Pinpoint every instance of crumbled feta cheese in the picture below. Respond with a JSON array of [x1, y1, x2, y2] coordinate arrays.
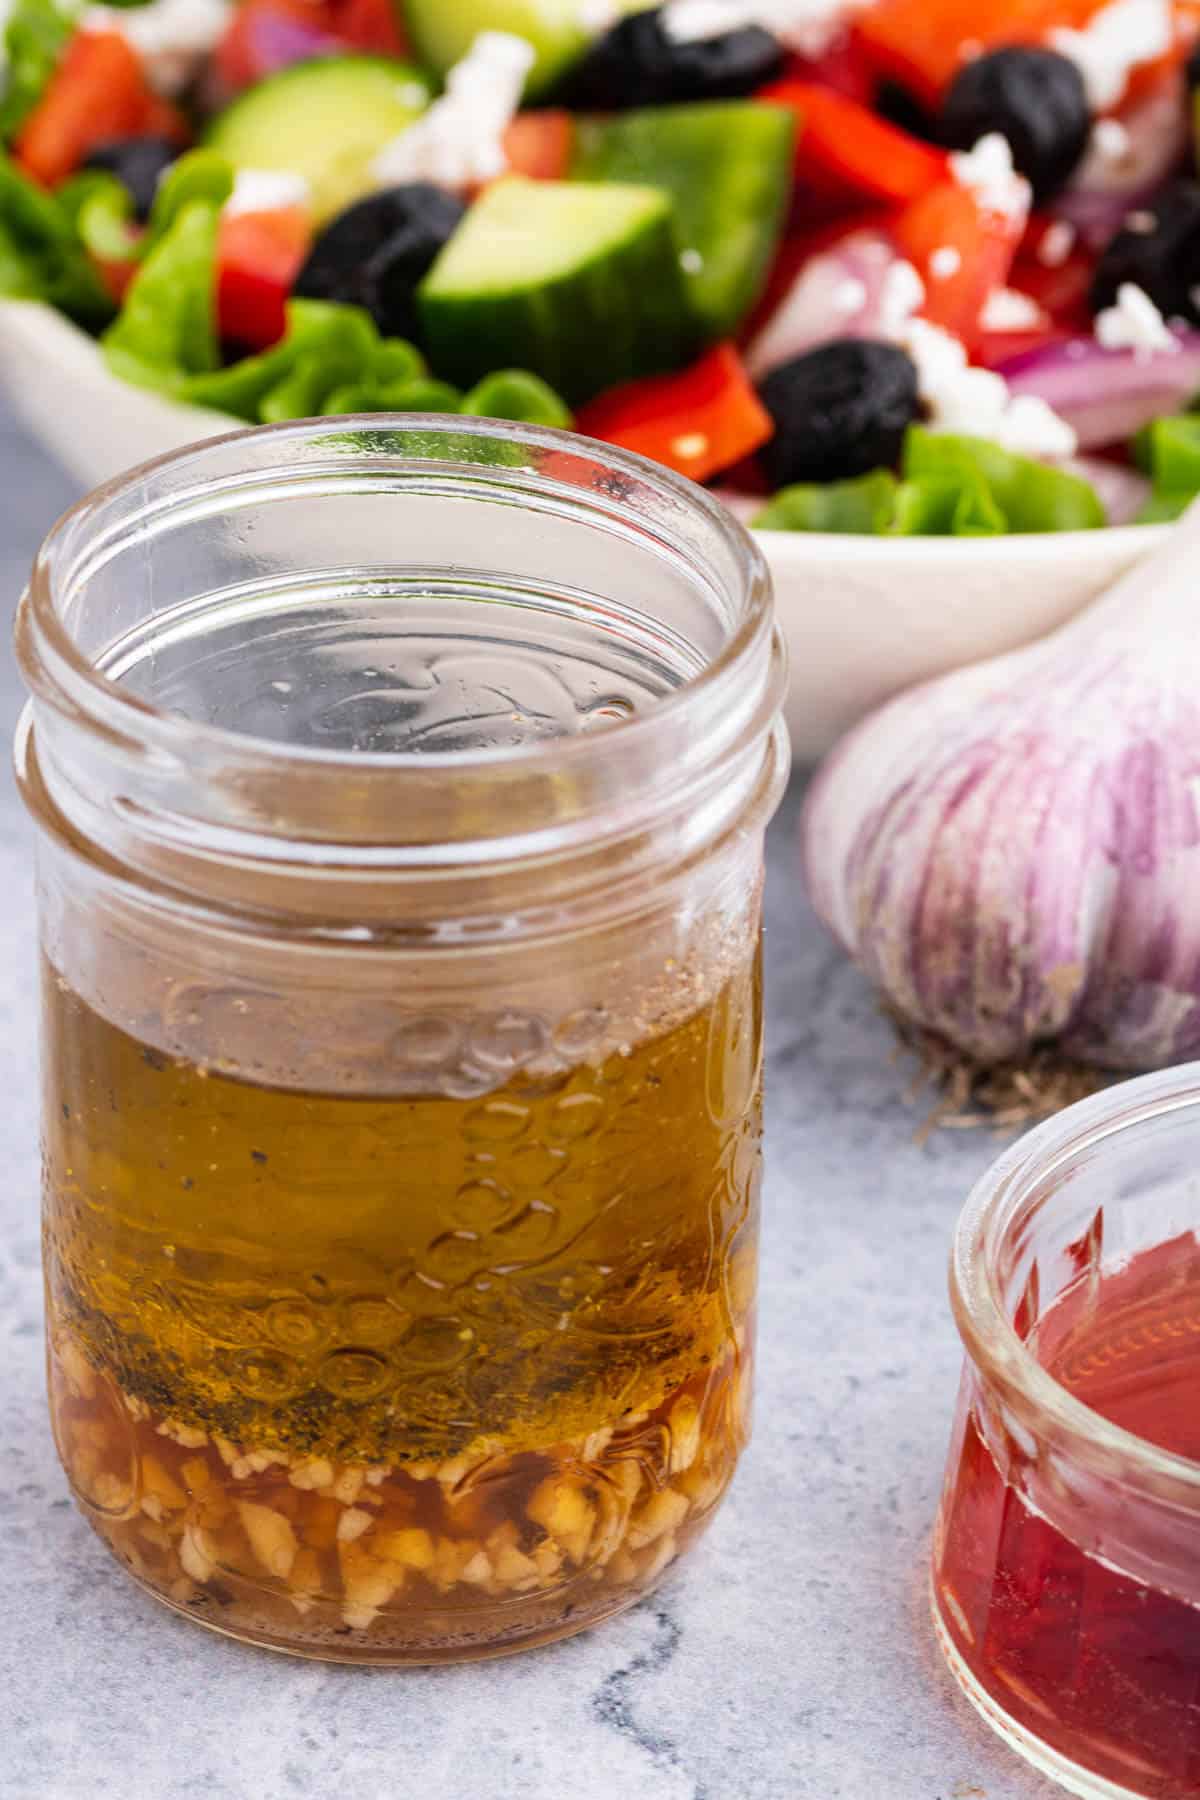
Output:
[[1090, 117, 1132, 163], [1037, 220, 1076, 267], [929, 246, 962, 280], [370, 31, 535, 191], [998, 395, 1081, 459], [1125, 208, 1158, 234], [225, 170, 312, 218], [1050, 0, 1172, 111], [948, 133, 1031, 220], [1069, 116, 1153, 195], [1094, 281, 1179, 355], [579, 0, 619, 29], [901, 317, 1077, 457], [662, 0, 744, 36], [83, 0, 231, 94], [679, 246, 705, 274], [979, 287, 1046, 333], [833, 276, 868, 311], [878, 259, 925, 336], [663, 0, 869, 59]]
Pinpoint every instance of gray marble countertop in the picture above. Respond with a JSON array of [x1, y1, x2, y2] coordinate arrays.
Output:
[[0, 407, 1058, 1800]]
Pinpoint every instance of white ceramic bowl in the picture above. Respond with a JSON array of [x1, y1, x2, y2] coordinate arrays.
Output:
[[1, 297, 1164, 759]]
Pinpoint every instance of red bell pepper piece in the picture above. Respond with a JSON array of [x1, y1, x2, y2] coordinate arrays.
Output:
[[891, 177, 1025, 352], [217, 205, 311, 349], [574, 343, 773, 484], [1010, 214, 1096, 333], [853, 0, 1111, 102], [500, 111, 573, 182], [759, 79, 947, 207], [773, 35, 877, 104], [16, 30, 188, 187]]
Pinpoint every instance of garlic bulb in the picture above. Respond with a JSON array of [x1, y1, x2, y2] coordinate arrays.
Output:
[[801, 502, 1200, 1070]]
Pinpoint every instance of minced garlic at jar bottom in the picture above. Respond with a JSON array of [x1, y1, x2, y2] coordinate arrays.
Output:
[[51, 1332, 748, 1658], [43, 954, 761, 1660]]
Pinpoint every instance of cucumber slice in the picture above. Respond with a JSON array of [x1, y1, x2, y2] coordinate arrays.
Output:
[[205, 56, 433, 224], [417, 176, 697, 404], [402, 0, 654, 99], [572, 101, 795, 339]]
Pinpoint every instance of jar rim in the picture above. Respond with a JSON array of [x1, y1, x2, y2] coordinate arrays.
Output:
[[951, 1062, 1200, 1494], [18, 412, 777, 781]]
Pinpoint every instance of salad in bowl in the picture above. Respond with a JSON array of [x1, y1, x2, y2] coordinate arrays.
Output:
[[1, 0, 1200, 540]]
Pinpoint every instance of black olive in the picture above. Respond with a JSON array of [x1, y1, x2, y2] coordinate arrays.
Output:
[[292, 184, 466, 341], [757, 340, 921, 487], [1188, 39, 1200, 88], [941, 46, 1090, 203], [875, 79, 943, 144], [81, 135, 180, 222], [552, 6, 785, 108], [1090, 181, 1200, 324]]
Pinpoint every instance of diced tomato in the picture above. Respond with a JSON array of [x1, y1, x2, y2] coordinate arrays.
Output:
[[15, 30, 188, 187], [1008, 259, 1094, 333], [217, 205, 311, 349], [93, 253, 141, 305], [759, 79, 947, 207], [975, 318, 1067, 368], [329, 0, 406, 55], [773, 36, 876, 104], [892, 177, 1024, 352], [500, 111, 573, 182], [574, 344, 773, 484], [853, 0, 1111, 102], [141, 92, 191, 141], [718, 452, 771, 496]]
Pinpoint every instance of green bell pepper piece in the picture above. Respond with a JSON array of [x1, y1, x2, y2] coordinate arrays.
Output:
[[903, 428, 1105, 532]]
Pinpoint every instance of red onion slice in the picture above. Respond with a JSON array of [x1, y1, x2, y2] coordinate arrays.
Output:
[[1053, 78, 1189, 248], [998, 332, 1200, 449], [246, 11, 340, 76], [745, 230, 897, 378]]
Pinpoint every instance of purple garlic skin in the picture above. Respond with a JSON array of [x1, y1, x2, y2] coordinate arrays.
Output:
[[801, 523, 1200, 1071]]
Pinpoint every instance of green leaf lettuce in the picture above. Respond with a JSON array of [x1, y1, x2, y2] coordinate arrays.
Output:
[[0, 149, 112, 321], [754, 429, 1105, 537]]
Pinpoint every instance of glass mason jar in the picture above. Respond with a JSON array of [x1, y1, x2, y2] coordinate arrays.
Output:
[[932, 1068, 1200, 1799], [15, 416, 788, 1664]]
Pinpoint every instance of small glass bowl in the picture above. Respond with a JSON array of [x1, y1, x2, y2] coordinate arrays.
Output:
[[932, 1066, 1200, 1800]]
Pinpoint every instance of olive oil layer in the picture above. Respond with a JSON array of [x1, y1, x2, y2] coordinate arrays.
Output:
[[44, 956, 761, 1470]]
